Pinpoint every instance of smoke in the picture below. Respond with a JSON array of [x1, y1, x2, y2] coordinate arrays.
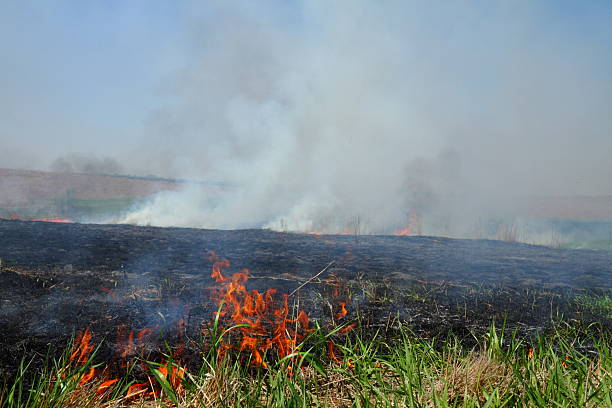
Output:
[[121, 1, 612, 232], [50, 153, 124, 175], [124, 1, 445, 230], [2, 1, 611, 233]]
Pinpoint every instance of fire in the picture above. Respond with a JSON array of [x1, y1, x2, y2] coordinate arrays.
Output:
[[70, 328, 94, 364], [327, 340, 340, 363], [336, 302, 348, 320], [207, 251, 354, 368], [305, 224, 354, 236], [68, 250, 355, 401], [80, 367, 96, 385], [68, 328, 100, 387], [209, 251, 230, 282], [4, 214, 73, 223], [68, 324, 186, 400], [97, 379, 118, 395], [157, 363, 185, 393], [394, 210, 420, 236], [126, 383, 148, 399], [561, 353, 570, 368], [207, 251, 310, 366], [32, 217, 73, 223], [339, 226, 353, 235]]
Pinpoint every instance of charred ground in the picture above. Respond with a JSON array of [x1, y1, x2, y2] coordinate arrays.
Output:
[[0, 219, 610, 377]]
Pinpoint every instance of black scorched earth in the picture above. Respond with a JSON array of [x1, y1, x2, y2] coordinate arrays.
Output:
[[0, 219, 610, 376]]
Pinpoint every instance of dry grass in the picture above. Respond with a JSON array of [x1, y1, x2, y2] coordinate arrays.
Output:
[[437, 353, 513, 404]]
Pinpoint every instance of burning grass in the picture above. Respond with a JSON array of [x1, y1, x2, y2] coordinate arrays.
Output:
[[2, 252, 611, 407], [1, 322, 610, 407]]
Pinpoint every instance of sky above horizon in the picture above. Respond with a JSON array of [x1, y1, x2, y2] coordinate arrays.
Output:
[[1, 1, 612, 200]]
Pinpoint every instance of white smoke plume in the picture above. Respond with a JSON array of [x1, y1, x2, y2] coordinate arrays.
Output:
[[49, 1, 610, 233], [123, 1, 449, 231]]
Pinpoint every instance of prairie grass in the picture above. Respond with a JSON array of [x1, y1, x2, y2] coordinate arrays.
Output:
[[1, 321, 610, 408]]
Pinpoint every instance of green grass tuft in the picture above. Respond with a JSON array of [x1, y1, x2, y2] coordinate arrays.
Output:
[[2, 321, 610, 407]]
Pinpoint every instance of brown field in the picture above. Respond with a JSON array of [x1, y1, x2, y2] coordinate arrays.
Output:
[[0, 168, 181, 206]]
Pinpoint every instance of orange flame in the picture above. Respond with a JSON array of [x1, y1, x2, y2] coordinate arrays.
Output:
[[208, 251, 230, 282], [97, 379, 119, 395], [71, 251, 355, 401], [394, 211, 419, 236], [562, 353, 569, 368], [336, 302, 348, 320], [79, 367, 96, 385], [156, 362, 186, 394], [125, 383, 148, 399], [340, 322, 357, 334], [70, 328, 94, 364], [327, 341, 341, 364], [32, 217, 72, 223], [116, 325, 135, 359], [207, 254, 354, 368], [70, 323, 186, 400]]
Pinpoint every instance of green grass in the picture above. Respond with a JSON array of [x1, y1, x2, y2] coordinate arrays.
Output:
[[0, 197, 144, 221], [2, 321, 610, 408], [572, 294, 612, 320]]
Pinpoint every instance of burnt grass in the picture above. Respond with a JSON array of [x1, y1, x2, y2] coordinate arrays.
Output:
[[0, 219, 610, 378]]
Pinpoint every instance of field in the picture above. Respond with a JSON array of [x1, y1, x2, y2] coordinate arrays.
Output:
[[0, 169, 189, 221], [0, 219, 610, 406]]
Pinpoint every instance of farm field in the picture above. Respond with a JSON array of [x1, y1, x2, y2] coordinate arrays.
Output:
[[0, 169, 210, 221]]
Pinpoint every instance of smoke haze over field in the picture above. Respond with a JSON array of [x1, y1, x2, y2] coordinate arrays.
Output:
[[2, 1, 612, 232]]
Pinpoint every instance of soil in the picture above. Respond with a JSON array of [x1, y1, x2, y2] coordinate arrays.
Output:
[[0, 219, 610, 377]]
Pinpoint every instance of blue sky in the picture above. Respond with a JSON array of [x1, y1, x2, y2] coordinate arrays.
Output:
[[1, 1, 185, 158]]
